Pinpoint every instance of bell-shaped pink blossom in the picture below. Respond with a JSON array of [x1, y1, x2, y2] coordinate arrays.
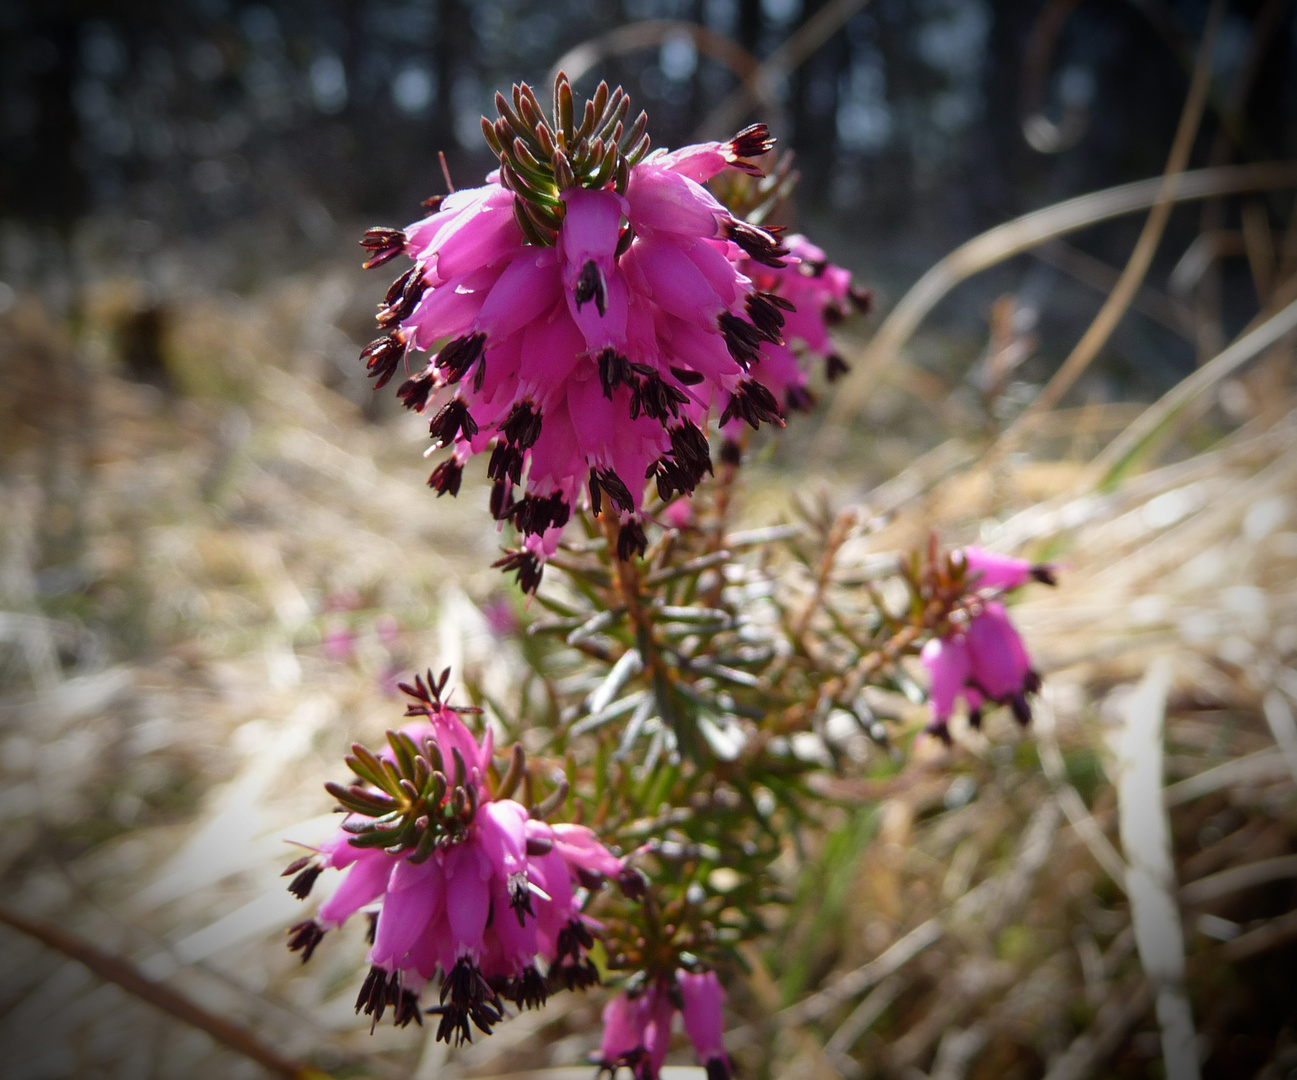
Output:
[[965, 602, 1040, 725], [958, 547, 1056, 591], [599, 990, 655, 1076], [598, 981, 676, 1080], [921, 602, 1041, 740], [679, 970, 730, 1079]]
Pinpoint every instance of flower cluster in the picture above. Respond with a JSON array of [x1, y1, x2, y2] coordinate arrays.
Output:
[[283, 669, 629, 1044], [920, 547, 1055, 742], [599, 969, 729, 1080], [726, 233, 869, 441], [359, 74, 801, 591]]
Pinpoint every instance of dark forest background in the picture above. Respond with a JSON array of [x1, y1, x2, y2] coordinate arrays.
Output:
[[2, 0, 1296, 398]]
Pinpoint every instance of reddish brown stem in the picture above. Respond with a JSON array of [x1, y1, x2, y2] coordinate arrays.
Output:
[[0, 905, 328, 1080]]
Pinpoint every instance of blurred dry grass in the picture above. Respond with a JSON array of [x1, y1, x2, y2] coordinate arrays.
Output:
[[0, 213, 1294, 1080]]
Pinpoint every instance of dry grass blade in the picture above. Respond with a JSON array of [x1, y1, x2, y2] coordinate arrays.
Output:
[[1036, 693, 1129, 889], [1263, 689, 1297, 784], [1082, 296, 1297, 489], [1113, 658, 1198, 1080], [818, 161, 1297, 448], [776, 918, 944, 1029]]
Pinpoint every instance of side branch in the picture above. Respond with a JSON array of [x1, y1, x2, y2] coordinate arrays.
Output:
[[0, 905, 328, 1080]]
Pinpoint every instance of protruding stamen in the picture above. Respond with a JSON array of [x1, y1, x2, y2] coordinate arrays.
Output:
[[429, 398, 479, 446], [507, 492, 570, 535], [719, 380, 784, 430], [717, 312, 765, 367], [427, 459, 464, 497], [508, 871, 535, 925], [487, 441, 524, 485], [628, 368, 689, 423], [397, 369, 436, 411], [617, 520, 648, 561], [489, 479, 514, 520], [360, 227, 407, 270], [574, 259, 608, 316], [595, 468, 635, 513], [745, 292, 788, 344], [727, 122, 776, 162], [436, 333, 487, 385], [360, 333, 407, 389], [724, 220, 789, 268], [597, 348, 632, 398], [492, 548, 544, 594], [286, 864, 323, 900], [502, 401, 543, 449], [378, 266, 428, 326], [506, 965, 549, 1010], [825, 353, 850, 382], [287, 919, 326, 962]]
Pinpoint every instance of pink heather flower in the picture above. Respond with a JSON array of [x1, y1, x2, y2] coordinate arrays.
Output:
[[285, 676, 623, 1043], [598, 969, 730, 1080], [726, 234, 866, 440], [599, 988, 655, 1078], [599, 979, 675, 1080], [679, 970, 731, 1080], [359, 78, 793, 591], [921, 602, 1041, 742], [966, 602, 1041, 724], [957, 547, 1056, 591]]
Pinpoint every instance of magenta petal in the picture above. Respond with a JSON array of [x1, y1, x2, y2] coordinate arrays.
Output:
[[474, 249, 563, 341], [643, 982, 677, 1077], [600, 991, 649, 1064], [317, 848, 393, 928], [650, 142, 731, 183], [959, 547, 1034, 592], [370, 856, 444, 967], [625, 165, 726, 237], [628, 234, 724, 326], [427, 707, 489, 782], [559, 187, 625, 266], [966, 602, 1033, 700], [524, 844, 576, 953], [550, 823, 624, 879], [679, 970, 727, 1069], [443, 843, 491, 958], [475, 799, 529, 878], [921, 635, 973, 722]]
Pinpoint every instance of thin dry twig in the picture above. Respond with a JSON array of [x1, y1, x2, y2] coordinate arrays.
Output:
[[0, 905, 327, 1080]]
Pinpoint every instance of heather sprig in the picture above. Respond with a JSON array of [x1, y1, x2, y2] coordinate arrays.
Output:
[[309, 70, 1056, 1080]]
